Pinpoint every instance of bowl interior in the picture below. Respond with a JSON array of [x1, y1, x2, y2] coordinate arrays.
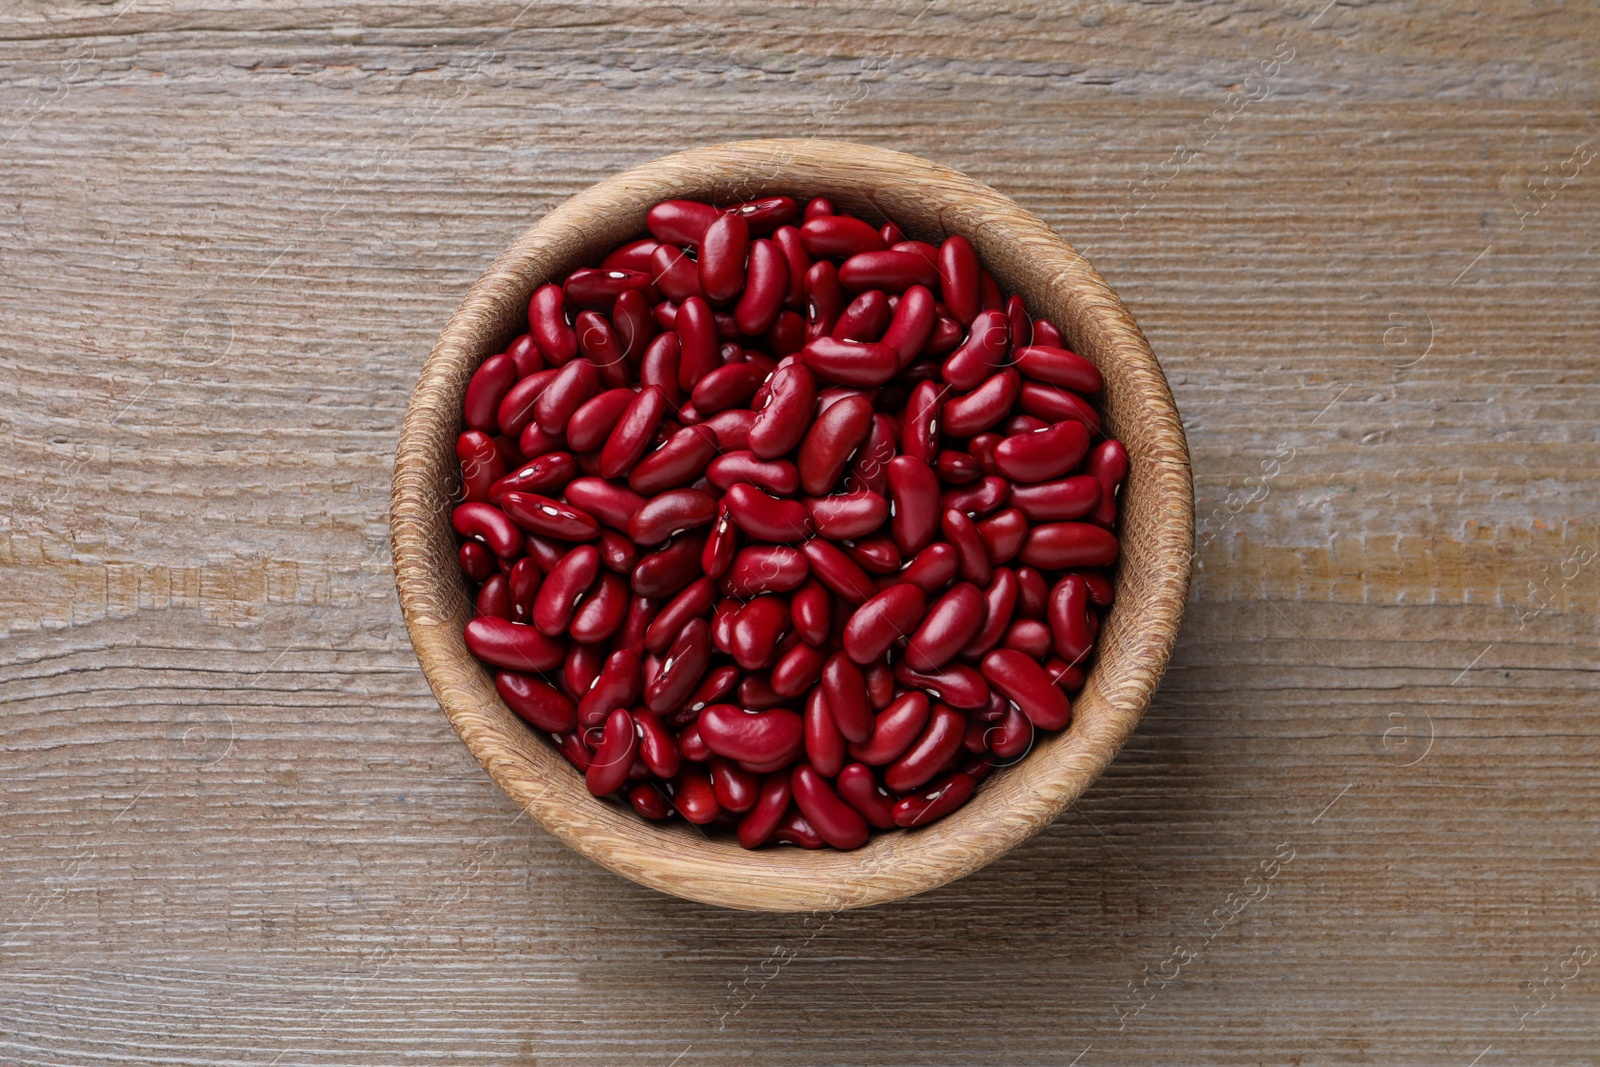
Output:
[[391, 139, 1192, 912]]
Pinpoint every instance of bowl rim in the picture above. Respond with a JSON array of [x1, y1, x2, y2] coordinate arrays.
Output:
[[391, 138, 1192, 912]]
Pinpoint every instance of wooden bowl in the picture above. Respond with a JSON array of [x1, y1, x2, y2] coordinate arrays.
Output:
[[391, 140, 1192, 912]]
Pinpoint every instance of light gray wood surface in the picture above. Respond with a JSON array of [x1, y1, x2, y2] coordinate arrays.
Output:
[[2, 2, 1597, 1063]]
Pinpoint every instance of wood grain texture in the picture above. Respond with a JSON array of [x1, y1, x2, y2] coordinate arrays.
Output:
[[2, 0, 1598, 1062]]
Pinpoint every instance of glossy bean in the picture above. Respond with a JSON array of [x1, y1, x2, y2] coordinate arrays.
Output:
[[464, 617, 565, 672], [942, 475, 1011, 518], [886, 704, 966, 792], [897, 542, 959, 593], [961, 567, 1018, 658], [628, 488, 717, 546], [1009, 475, 1101, 522], [628, 424, 718, 494], [803, 260, 845, 340], [673, 664, 739, 727], [881, 284, 936, 366], [1013, 344, 1103, 394], [941, 309, 1009, 391], [729, 595, 789, 671], [977, 507, 1029, 564], [981, 648, 1072, 730], [585, 707, 639, 796], [573, 311, 628, 388], [994, 420, 1091, 483], [844, 535, 902, 575], [505, 558, 541, 624], [690, 362, 765, 415], [842, 583, 926, 665], [645, 617, 711, 714], [616, 291, 660, 365], [801, 337, 900, 387], [1047, 574, 1097, 665], [495, 368, 559, 438], [707, 450, 800, 496], [475, 574, 512, 619], [891, 772, 976, 827], [674, 296, 720, 388], [820, 653, 874, 743], [729, 237, 786, 334], [1002, 618, 1054, 659], [737, 773, 793, 848], [848, 413, 899, 496], [900, 379, 945, 463], [709, 756, 760, 814], [564, 267, 655, 312], [630, 532, 707, 598], [772, 640, 827, 698], [942, 369, 1020, 437], [502, 491, 600, 541], [699, 704, 804, 766], [577, 648, 643, 727], [848, 691, 930, 765], [886, 455, 941, 556], [629, 783, 672, 820], [835, 763, 898, 829], [838, 250, 940, 292], [562, 477, 646, 534], [723, 545, 809, 597], [644, 577, 715, 654], [799, 215, 886, 258], [458, 541, 498, 583], [563, 641, 606, 701], [804, 490, 889, 540], [529, 283, 578, 365], [801, 540, 875, 605], [700, 502, 737, 581], [1018, 381, 1102, 433], [531, 358, 598, 436], [770, 224, 810, 309], [1086, 438, 1128, 527], [789, 580, 832, 646], [639, 332, 681, 406], [926, 315, 963, 357], [773, 809, 826, 848], [698, 212, 750, 304], [452, 502, 523, 558], [726, 482, 811, 541], [937, 235, 981, 325], [790, 764, 868, 849], [647, 199, 720, 246], [595, 385, 667, 479], [671, 766, 721, 824], [602, 238, 661, 272], [489, 452, 577, 506], [650, 243, 703, 303], [802, 688, 846, 777], [747, 362, 816, 458], [937, 508, 987, 585], [1019, 522, 1120, 569], [893, 660, 990, 710], [464, 354, 518, 434], [798, 393, 874, 495], [738, 673, 785, 710], [935, 449, 981, 485], [905, 581, 986, 672], [831, 289, 892, 342]]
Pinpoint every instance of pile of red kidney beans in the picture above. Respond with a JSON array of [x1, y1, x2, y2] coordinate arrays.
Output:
[[452, 194, 1126, 851]]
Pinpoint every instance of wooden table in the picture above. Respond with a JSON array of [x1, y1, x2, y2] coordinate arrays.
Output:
[[4, 2, 1596, 1063]]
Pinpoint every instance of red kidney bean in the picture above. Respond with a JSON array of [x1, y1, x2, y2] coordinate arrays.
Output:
[[644, 576, 714, 654], [892, 771, 975, 827], [966, 432, 1001, 477], [585, 707, 638, 796], [522, 533, 568, 573], [529, 283, 578, 366], [848, 413, 899, 496], [709, 756, 760, 814], [885, 703, 965, 792], [992, 420, 1090, 485], [773, 809, 825, 848], [860, 661, 892, 710], [748, 362, 816, 458], [533, 544, 600, 635], [690, 363, 764, 415], [603, 238, 661, 272], [465, 354, 518, 434], [489, 452, 577, 506], [1002, 618, 1053, 659], [978, 269, 1002, 311], [941, 309, 1009, 392], [831, 289, 891, 342], [802, 688, 846, 777], [987, 702, 1034, 760], [940, 508, 992, 585], [804, 490, 888, 540], [568, 571, 627, 644], [766, 309, 805, 356], [834, 763, 897, 829], [552, 729, 592, 771], [706, 450, 800, 497], [738, 673, 784, 710], [981, 649, 1071, 730], [699, 704, 804, 766], [1009, 475, 1101, 522], [905, 581, 986, 671], [675, 296, 720, 390], [1014, 344, 1103, 394], [575, 311, 628, 388], [729, 595, 788, 670], [1046, 657, 1087, 693], [630, 782, 672, 820], [591, 386, 663, 478], [503, 492, 601, 541], [561, 388, 630, 456], [893, 239, 939, 261], [801, 336, 900, 387], [772, 640, 826, 697], [817, 653, 872, 744], [800, 215, 886, 258], [673, 663, 739, 727], [564, 641, 606, 701], [787, 764, 866, 849], [803, 260, 844, 340], [628, 424, 718, 495], [838, 250, 940, 293], [736, 773, 793, 847], [1075, 568, 1115, 607], [699, 212, 750, 304], [558, 481, 641, 537], [943, 369, 1020, 437], [1018, 381, 1101, 433], [771, 225, 810, 309], [893, 660, 989, 710], [616, 592, 657, 653], [650, 243, 703, 303], [790, 580, 832, 646], [926, 316, 963, 358], [647, 199, 720, 246], [848, 691, 930, 765], [506, 333, 542, 377], [942, 475, 1011, 518], [1086, 438, 1128, 527], [843, 583, 925, 665], [730, 195, 796, 233], [452, 502, 524, 558], [845, 535, 902, 575], [639, 332, 681, 406], [1018, 521, 1120, 569], [900, 379, 945, 463], [577, 648, 643, 727], [628, 488, 717, 546], [723, 544, 809, 597], [459, 541, 497, 583], [880, 221, 905, 245], [725, 483, 811, 541], [895, 542, 958, 594], [887, 456, 941, 556], [506, 557, 541, 623], [1047, 574, 1096, 664], [671, 766, 721, 824], [734, 238, 788, 335], [937, 235, 980, 325], [530, 358, 596, 437], [962, 567, 1018, 658], [935, 449, 981, 485], [1001, 294, 1029, 348], [495, 368, 558, 438], [700, 502, 737, 581], [476, 574, 512, 619], [645, 617, 710, 713], [632, 532, 706, 598], [798, 393, 874, 495], [881, 284, 936, 366], [977, 507, 1029, 564], [464, 617, 565, 672]]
